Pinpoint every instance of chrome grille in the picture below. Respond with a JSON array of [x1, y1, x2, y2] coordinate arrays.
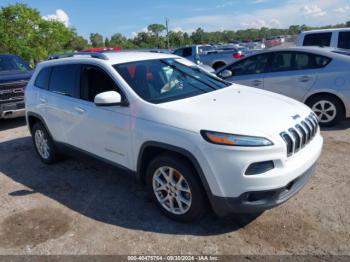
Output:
[[0, 80, 27, 102], [280, 114, 319, 157]]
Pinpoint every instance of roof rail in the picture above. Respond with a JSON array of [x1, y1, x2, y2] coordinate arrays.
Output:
[[47, 52, 109, 60]]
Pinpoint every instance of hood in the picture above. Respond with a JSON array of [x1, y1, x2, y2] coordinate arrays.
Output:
[[0, 70, 33, 84], [143, 84, 312, 138]]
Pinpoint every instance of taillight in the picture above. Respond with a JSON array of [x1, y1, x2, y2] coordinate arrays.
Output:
[[233, 52, 244, 59]]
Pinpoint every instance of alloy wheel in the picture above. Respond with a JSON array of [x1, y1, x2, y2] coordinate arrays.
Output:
[[312, 100, 337, 124], [34, 129, 50, 159], [152, 166, 192, 215]]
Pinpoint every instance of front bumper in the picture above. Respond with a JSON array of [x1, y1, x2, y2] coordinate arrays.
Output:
[[211, 163, 316, 216], [0, 101, 25, 119]]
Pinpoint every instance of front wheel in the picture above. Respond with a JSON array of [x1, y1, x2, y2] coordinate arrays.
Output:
[[146, 154, 207, 222], [307, 95, 344, 127]]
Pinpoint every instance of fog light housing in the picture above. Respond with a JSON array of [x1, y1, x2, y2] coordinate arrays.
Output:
[[245, 161, 275, 175]]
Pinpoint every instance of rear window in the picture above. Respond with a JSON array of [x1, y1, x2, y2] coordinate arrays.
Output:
[[34, 67, 52, 90], [303, 32, 332, 47], [338, 31, 350, 49], [49, 65, 80, 97]]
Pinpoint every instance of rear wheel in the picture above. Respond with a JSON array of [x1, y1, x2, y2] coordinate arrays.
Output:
[[307, 95, 344, 127], [32, 122, 59, 164], [146, 154, 207, 222]]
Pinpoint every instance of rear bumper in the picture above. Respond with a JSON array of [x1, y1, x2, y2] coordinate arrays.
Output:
[[0, 101, 25, 119], [210, 163, 316, 216]]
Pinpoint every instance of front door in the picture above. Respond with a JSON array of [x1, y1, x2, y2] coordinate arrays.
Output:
[[74, 64, 132, 168], [221, 53, 270, 88]]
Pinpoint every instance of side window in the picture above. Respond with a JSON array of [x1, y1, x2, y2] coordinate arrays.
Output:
[[303, 32, 332, 47], [226, 54, 269, 76], [294, 52, 331, 70], [270, 52, 293, 72], [80, 65, 118, 102], [294, 53, 312, 70], [313, 54, 331, 68], [34, 67, 52, 90], [338, 31, 350, 49], [173, 48, 184, 57], [49, 64, 80, 97], [182, 47, 192, 57]]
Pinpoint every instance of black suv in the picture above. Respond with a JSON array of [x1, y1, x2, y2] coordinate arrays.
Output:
[[0, 54, 32, 119]]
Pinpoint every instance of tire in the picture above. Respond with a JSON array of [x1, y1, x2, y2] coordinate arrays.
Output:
[[306, 95, 344, 127], [32, 122, 59, 164], [146, 154, 207, 222]]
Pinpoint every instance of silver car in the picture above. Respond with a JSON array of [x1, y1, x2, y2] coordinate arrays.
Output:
[[217, 47, 350, 126]]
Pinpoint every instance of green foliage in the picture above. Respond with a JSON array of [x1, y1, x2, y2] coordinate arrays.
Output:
[[147, 23, 166, 37], [89, 33, 104, 47], [0, 3, 80, 62]]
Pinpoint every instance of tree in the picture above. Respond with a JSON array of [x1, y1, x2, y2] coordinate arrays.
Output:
[[147, 23, 166, 38], [104, 37, 110, 47], [0, 3, 76, 62], [191, 28, 205, 44], [68, 35, 88, 51], [110, 33, 127, 47], [89, 33, 104, 47], [147, 23, 166, 48]]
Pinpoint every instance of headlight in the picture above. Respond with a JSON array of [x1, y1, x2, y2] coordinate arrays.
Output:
[[201, 130, 273, 146]]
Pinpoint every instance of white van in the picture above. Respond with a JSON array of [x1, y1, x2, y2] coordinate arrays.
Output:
[[296, 28, 350, 49]]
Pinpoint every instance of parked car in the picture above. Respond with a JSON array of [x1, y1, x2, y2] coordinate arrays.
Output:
[[173, 45, 243, 70], [0, 54, 32, 119], [26, 51, 322, 221], [216, 46, 350, 126], [296, 28, 350, 50]]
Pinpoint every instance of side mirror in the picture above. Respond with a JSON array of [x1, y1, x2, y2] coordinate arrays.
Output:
[[94, 91, 122, 106], [219, 69, 232, 79]]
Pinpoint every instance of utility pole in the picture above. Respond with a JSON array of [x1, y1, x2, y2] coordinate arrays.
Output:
[[166, 17, 170, 49]]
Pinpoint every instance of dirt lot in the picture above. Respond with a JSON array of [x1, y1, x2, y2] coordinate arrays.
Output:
[[0, 117, 349, 255]]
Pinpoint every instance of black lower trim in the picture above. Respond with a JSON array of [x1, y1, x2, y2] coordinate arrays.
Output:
[[55, 142, 136, 176], [210, 164, 317, 216]]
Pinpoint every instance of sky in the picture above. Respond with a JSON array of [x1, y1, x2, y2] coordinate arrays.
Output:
[[1, 0, 350, 38]]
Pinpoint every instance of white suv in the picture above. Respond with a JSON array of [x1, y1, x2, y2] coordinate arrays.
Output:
[[25, 51, 323, 221]]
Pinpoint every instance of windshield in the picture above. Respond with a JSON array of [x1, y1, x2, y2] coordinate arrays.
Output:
[[0, 55, 31, 73], [113, 58, 230, 103]]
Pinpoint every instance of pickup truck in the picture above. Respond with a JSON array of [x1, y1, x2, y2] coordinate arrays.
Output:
[[0, 54, 32, 119], [173, 45, 243, 70]]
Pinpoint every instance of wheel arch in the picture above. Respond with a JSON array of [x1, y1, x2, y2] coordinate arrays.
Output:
[[137, 141, 212, 194], [304, 91, 346, 117], [211, 61, 226, 70], [27, 112, 53, 137]]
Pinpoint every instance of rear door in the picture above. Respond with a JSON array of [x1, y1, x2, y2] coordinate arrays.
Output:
[[40, 64, 81, 146], [220, 53, 270, 88], [262, 51, 319, 101]]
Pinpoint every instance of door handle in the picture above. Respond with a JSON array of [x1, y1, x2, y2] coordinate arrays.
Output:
[[251, 80, 262, 86], [298, 76, 312, 82], [74, 107, 86, 114], [39, 98, 47, 103]]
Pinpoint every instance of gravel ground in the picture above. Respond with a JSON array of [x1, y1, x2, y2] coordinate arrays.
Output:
[[0, 117, 349, 255]]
